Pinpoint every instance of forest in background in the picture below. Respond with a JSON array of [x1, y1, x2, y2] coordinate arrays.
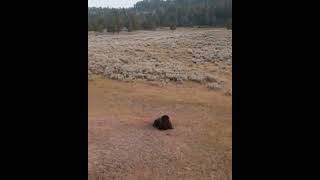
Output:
[[88, 0, 232, 32]]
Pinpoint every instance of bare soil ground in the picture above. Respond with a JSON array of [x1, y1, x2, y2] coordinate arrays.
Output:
[[88, 28, 232, 180]]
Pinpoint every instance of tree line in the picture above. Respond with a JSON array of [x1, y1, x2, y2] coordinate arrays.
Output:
[[88, 0, 232, 33]]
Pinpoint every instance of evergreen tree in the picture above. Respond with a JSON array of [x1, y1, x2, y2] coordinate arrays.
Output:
[[88, 0, 232, 33]]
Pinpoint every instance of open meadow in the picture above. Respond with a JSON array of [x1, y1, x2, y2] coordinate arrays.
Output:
[[89, 28, 232, 180]]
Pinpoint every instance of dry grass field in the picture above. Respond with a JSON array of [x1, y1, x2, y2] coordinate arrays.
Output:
[[88, 28, 232, 180]]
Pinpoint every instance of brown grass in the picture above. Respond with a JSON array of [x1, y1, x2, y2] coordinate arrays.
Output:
[[88, 76, 231, 180]]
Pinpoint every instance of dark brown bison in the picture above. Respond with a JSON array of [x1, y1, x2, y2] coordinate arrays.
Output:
[[153, 115, 173, 130]]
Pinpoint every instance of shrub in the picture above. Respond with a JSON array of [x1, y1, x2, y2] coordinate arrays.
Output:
[[226, 19, 232, 30], [170, 24, 176, 31]]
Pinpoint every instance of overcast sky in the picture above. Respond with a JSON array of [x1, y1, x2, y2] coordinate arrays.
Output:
[[88, 0, 141, 8]]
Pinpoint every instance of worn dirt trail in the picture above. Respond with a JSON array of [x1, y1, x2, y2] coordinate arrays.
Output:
[[89, 76, 231, 180]]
